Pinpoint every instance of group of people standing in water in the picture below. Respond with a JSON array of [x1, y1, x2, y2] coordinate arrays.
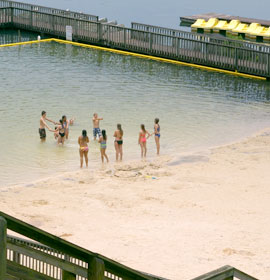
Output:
[[39, 111, 160, 168]]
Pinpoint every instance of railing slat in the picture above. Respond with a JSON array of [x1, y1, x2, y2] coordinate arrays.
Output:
[[7, 240, 88, 278], [7, 260, 56, 280]]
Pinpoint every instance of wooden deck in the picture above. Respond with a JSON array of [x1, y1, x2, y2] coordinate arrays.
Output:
[[180, 13, 270, 27]]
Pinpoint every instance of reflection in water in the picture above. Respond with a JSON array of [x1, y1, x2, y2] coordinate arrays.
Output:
[[0, 29, 48, 45], [0, 33, 270, 186]]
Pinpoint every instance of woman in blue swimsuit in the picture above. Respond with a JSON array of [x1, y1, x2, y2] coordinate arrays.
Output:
[[99, 130, 109, 163], [153, 118, 160, 155]]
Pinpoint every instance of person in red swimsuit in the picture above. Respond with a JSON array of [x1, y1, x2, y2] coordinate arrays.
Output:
[[138, 124, 151, 158]]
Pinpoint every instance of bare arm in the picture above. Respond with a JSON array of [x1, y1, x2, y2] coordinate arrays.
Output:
[[98, 117, 103, 120], [138, 132, 141, 144], [78, 137, 81, 145], [45, 117, 56, 124], [146, 130, 151, 139]]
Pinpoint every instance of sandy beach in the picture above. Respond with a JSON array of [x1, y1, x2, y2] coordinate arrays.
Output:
[[1, 129, 270, 279]]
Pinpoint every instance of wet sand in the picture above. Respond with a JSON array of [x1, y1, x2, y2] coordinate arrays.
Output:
[[1, 129, 270, 279]]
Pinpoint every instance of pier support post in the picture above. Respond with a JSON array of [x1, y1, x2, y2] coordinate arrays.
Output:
[[149, 32, 153, 52], [88, 257, 105, 280], [235, 47, 238, 71], [0, 217, 7, 280], [98, 23, 103, 42]]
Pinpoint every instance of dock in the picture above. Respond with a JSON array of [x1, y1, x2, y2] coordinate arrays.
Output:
[[1, 1, 270, 80], [180, 13, 270, 27]]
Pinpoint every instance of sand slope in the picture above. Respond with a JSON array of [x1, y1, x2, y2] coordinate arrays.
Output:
[[1, 130, 270, 279]]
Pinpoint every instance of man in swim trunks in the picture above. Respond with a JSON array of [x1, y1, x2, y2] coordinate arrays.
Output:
[[92, 113, 103, 140], [39, 111, 56, 140]]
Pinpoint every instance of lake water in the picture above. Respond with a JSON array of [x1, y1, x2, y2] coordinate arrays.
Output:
[[0, 31, 270, 186]]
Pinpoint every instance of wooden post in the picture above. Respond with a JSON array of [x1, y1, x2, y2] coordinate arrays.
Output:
[[0, 217, 7, 280], [18, 29, 21, 42], [88, 257, 105, 280], [62, 254, 76, 280], [149, 32, 153, 52], [235, 47, 238, 71], [98, 22, 103, 42]]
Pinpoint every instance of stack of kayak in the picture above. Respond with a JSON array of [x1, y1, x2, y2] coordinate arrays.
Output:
[[191, 18, 270, 42]]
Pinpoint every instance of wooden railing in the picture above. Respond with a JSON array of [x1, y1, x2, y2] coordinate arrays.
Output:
[[0, 0, 98, 22], [0, 212, 167, 280], [1, 1, 270, 78], [0, 212, 259, 280]]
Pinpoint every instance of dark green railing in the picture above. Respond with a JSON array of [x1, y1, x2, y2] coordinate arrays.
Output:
[[0, 212, 259, 280], [0, 212, 166, 280]]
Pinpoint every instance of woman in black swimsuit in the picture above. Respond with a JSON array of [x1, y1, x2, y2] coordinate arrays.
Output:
[[113, 124, 123, 161], [57, 119, 66, 145]]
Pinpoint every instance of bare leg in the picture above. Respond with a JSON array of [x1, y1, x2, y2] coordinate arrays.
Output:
[[104, 149, 109, 163], [79, 150, 83, 168], [84, 151, 88, 167], [155, 136, 160, 155], [65, 130, 69, 140], [100, 149, 104, 163], [140, 142, 143, 158], [119, 144, 123, 161], [114, 142, 119, 161], [144, 142, 147, 157]]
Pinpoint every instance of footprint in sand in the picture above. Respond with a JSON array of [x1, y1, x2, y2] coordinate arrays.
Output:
[[223, 248, 255, 257]]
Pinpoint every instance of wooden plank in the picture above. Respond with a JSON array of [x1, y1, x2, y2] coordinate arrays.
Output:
[[7, 240, 88, 278], [0, 216, 7, 280], [7, 260, 56, 280], [234, 268, 259, 280]]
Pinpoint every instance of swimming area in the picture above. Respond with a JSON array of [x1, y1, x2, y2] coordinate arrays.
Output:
[[0, 32, 270, 186]]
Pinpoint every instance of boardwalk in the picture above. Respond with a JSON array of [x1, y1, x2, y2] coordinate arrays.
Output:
[[1, 1, 270, 79]]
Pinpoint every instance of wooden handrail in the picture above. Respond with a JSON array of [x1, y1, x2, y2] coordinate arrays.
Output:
[[0, 211, 162, 280]]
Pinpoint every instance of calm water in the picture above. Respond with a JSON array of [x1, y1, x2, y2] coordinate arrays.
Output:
[[18, 0, 270, 29], [0, 34, 270, 186]]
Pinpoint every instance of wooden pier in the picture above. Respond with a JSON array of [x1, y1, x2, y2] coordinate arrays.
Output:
[[1, 1, 270, 79], [180, 13, 270, 27]]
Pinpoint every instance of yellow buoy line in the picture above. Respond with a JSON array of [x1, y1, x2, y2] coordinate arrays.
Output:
[[0, 38, 266, 81]]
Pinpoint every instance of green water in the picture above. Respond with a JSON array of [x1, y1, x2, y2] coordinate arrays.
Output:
[[0, 35, 270, 186]]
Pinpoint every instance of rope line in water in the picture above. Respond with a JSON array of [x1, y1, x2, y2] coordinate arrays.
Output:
[[0, 38, 266, 81]]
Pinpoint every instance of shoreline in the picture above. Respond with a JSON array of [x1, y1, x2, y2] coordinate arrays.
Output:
[[2, 125, 270, 190], [1, 126, 270, 279]]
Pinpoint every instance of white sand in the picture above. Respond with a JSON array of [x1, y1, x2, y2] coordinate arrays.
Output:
[[1, 129, 270, 279]]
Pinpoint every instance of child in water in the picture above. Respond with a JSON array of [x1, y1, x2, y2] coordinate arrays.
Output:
[[99, 130, 109, 163]]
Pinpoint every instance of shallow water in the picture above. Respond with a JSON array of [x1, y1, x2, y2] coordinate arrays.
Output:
[[0, 35, 270, 186]]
